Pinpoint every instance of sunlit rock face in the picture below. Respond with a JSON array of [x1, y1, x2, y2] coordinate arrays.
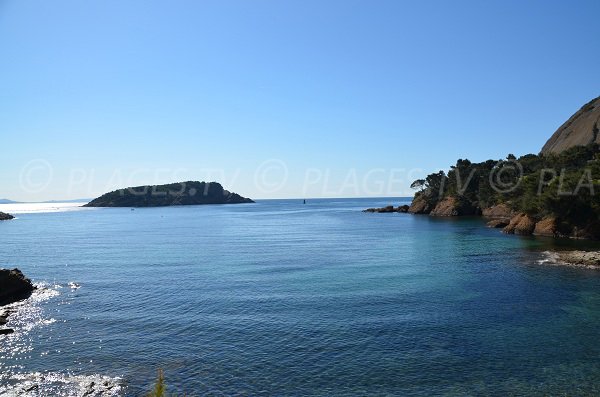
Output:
[[541, 96, 600, 154]]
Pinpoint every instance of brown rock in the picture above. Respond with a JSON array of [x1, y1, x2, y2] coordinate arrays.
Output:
[[429, 196, 478, 217], [556, 251, 600, 268], [487, 219, 510, 228], [503, 213, 537, 235], [408, 194, 433, 214], [482, 203, 514, 219], [533, 217, 558, 237], [541, 96, 600, 154]]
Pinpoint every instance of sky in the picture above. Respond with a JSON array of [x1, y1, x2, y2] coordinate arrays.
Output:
[[1, 0, 599, 201]]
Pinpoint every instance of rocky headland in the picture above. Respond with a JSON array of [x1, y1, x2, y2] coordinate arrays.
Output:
[[0, 268, 36, 335], [84, 181, 254, 207], [0, 211, 14, 220], [396, 96, 600, 240]]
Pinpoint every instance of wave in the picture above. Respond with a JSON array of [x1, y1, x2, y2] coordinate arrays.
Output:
[[536, 251, 562, 266], [0, 283, 123, 396]]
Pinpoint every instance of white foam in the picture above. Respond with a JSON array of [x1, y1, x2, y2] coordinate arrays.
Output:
[[536, 250, 561, 265], [0, 372, 122, 396], [0, 283, 122, 396]]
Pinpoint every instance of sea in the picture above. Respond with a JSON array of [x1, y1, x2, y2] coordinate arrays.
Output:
[[2, 198, 600, 396]]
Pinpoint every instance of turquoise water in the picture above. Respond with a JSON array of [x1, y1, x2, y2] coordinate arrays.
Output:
[[2, 198, 600, 395]]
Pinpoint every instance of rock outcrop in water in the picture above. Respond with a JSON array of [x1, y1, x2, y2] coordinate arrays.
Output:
[[0, 211, 14, 221], [0, 268, 35, 335], [84, 181, 254, 207], [541, 96, 600, 154], [0, 268, 35, 306], [364, 205, 409, 213]]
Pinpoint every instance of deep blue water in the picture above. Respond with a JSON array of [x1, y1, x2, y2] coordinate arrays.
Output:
[[2, 198, 600, 396]]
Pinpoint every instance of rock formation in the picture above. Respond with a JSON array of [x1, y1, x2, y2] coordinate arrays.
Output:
[[408, 194, 433, 214], [84, 181, 254, 207], [533, 217, 558, 237], [482, 204, 513, 219], [429, 196, 479, 217], [0, 212, 14, 221], [0, 268, 35, 305], [364, 205, 409, 213], [541, 96, 600, 154], [503, 213, 537, 235]]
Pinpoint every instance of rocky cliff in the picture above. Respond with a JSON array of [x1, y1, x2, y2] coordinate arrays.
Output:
[[401, 96, 600, 239], [84, 181, 254, 207], [541, 96, 600, 154]]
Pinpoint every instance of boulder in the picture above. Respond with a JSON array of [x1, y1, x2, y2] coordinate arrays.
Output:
[[482, 203, 514, 219], [0, 328, 14, 335], [0, 269, 35, 305], [429, 196, 478, 217], [0, 212, 14, 221], [397, 205, 410, 213], [408, 194, 433, 214], [487, 219, 510, 228], [533, 217, 558, 237], [503, 213, 537, 235]]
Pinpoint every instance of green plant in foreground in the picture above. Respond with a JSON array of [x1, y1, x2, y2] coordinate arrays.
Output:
[[147, 369, 166, 397]]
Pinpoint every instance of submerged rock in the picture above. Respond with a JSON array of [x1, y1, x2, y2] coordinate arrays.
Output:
[[0, 211, 14, 221], [0, 268, 35, 306], [487, 219, 510, 228]]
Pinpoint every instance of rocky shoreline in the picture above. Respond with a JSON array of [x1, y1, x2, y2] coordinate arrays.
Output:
[[375, 196, 594, 240], [0, 268, 36, 335], [0, 211, 14, 221], [363, 200, 600, 271], [554, 251, 600, 269], [363, 205, 409, 213]]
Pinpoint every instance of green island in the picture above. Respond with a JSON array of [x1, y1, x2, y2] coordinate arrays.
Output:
[[83, 181, 253, 207]]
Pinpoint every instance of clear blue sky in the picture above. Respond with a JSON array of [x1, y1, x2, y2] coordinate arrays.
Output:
[[1, 0, 599, 201]]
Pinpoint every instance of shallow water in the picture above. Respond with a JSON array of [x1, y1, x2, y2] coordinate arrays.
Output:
[[2, 198, 600, 396]]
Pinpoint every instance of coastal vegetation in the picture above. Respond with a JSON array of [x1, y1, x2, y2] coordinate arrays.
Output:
[[409, 143, 600, 239]]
